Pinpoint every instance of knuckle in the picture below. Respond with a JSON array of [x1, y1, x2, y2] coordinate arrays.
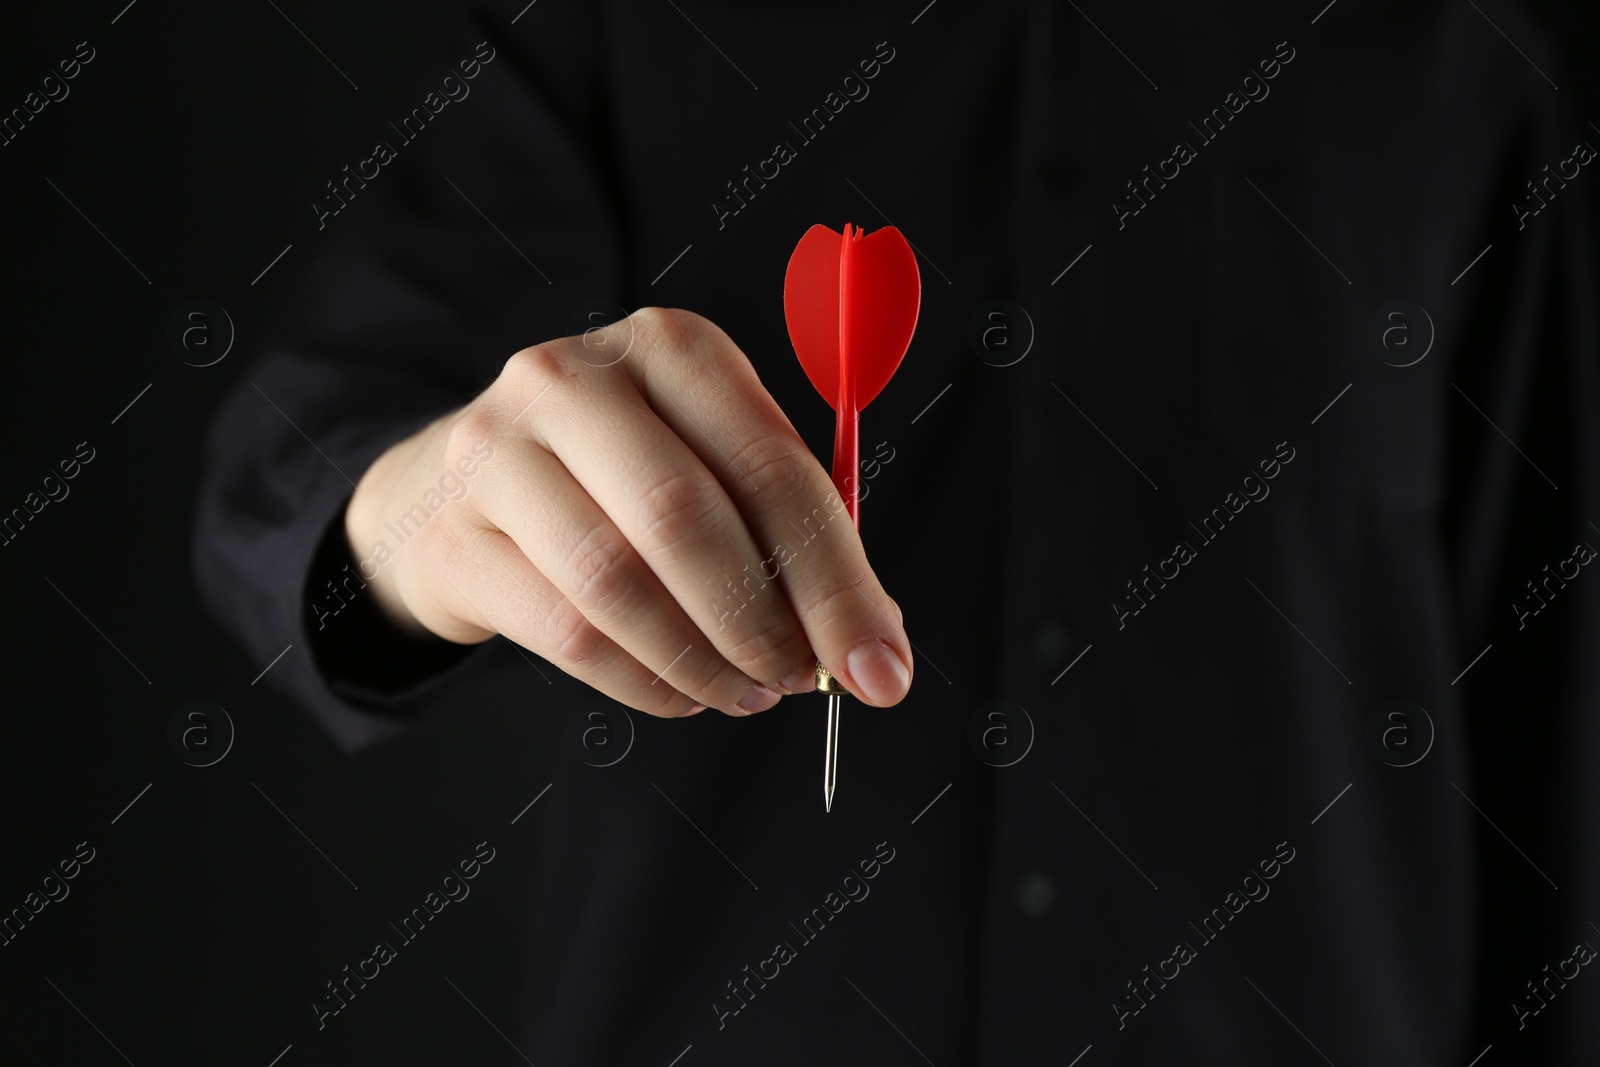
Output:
[[444, 408, 496, 466], [627, 305, 671, 330], [565, 526, 644, 616], [633, 470, 722, 553], [628, 307, 751, 392], [414, 514, 452, 571], [500, 343, 572, 394], [804, 574, 894, 639], [544, 598, 610, 668], [783, 496, 850, 554], [625, 305, 681, 350], [727, 433, 811, 496], [674, 652, 732, 702], [855, 582, 905, 630], [805, 581, 858, 633], [412, 522, 492, 628], [425, 517, 486, 579], [630, 305, 698, 339], [721, 611, 805, 677], [639, 685, 692, 718], [629, 306, 726, 365]]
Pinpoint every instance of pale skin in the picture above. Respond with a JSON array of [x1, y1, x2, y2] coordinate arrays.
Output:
[[344, 306, 913, 718]]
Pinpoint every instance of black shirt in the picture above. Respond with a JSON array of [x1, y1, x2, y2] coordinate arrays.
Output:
[[196, 1, 1600, 1062]]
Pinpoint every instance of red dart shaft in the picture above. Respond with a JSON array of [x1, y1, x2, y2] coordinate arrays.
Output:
[[833, 224, 861, 530], [831, 409, 860, 530]]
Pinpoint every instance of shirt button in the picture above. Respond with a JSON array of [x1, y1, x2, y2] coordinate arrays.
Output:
[[1013, 869, 1058, 919], [1029, 620, 1073, 667]]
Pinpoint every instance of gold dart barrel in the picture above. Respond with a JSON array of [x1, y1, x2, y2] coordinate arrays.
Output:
[[815, 660, 847, 695]]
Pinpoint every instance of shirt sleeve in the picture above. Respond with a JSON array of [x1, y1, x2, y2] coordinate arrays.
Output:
[[191, 3, 621, 752]]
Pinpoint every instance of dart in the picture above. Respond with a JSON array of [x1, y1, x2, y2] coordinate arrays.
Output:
[[782, 221, 921, 812]]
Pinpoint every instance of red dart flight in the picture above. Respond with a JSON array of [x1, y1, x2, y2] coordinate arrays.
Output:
[[784, 222, 921, 527]]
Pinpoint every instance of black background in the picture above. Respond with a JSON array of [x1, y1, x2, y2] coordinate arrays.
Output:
[[1, 1, 1596, 1063]]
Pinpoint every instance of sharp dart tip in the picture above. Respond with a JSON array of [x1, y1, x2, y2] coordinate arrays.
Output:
[[823, 691, 842, 814]]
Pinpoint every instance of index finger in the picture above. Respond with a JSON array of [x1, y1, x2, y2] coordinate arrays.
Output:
[[614, 307, 914, 707]]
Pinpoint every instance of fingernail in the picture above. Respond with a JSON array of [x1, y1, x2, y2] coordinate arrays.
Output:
[[779, 667, 816, 695], [846, 639, 910, 705], [685, 704, 707, 716], [736, 683, 782, 713]]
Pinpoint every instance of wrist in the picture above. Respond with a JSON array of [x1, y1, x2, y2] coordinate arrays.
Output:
[[343, 418, 450, 635]]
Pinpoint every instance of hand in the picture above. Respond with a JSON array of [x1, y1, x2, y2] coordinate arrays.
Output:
[[342, 307, 913, 718]]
